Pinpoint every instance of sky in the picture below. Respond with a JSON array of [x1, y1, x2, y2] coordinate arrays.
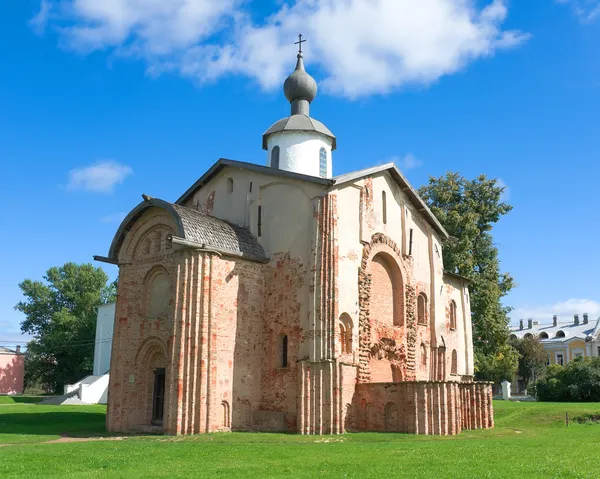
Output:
[[1, 0, 599, 348]]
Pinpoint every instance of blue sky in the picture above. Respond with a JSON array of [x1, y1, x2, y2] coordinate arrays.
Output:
[[1, 0, 599, 347]]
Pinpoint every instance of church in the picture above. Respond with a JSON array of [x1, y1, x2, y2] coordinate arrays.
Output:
[[95, 41, 494, 436]]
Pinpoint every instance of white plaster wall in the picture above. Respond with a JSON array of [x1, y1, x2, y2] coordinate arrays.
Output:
[[267, 131, 332, 179], [336, 185, 362, 346], [444, 276, 472, 376], [94, 303, 115, 376]]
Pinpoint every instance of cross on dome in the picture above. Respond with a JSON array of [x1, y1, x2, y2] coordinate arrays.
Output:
[[294, 33, 306, 55]]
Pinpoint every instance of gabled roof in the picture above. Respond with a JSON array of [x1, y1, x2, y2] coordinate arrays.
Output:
[[107, 198, 268, 263], [334, 163, 449, 239], [511, 319, 599, 344], [176, 158, 333, 205], [0, 347, 20, 354], [175, 159, 447, 239]]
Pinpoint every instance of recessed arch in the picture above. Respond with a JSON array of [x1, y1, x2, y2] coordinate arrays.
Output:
[[370, 252, 404, 327], [417, 293, 428, 325], [449, 300, 457, 330], [143, 266, 170, 319], [384, 402, 398, 431], [134, 336, 169, 367], [339, 313, 354, 354], [555, 330, 566, 338], [539, 332, 549, 340], [451, 349, 458, 375]]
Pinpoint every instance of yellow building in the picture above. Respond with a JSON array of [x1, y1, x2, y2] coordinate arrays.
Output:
[[511, 314, 600, 367]]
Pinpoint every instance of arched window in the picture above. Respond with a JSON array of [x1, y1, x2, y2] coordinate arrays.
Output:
[[417, 293, 427, 325], [449, 300, 457, 330], [221, 401, 230, 428], [421, 343, 427, 366], [271, 146, 280, 169], [145, 268, 170, 319], [539, 332, 549, 340], [281, 335, 288, 368], [524, 333, 533, 340], [451, 350, 458, 375], [339, 314, 353, 354], [227, 177, 234, 194], [555, 330, 565, 338], [319, 147, 327, 177], [382, 191, 387, 224]]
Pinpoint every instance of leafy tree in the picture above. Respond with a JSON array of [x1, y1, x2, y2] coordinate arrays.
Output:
[[533, 358, 600, 402], [419, 173, 516, 380], [509, 336, 548, 389], [15, 263, 116, 393]]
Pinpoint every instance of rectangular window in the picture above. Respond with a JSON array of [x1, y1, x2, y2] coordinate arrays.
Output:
[[408, 229, 414, 256], [556, 353, 564, 366], [258, 206, 262, 237]]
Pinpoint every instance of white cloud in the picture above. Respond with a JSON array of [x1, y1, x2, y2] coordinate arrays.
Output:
[[34, 0, 530, 98], [100, 212, 127, 223], [68, 161, 133, 193], [401, 153, 424, 170], [557, 0, 600, 22], [29, 0, 51, 35], [510, 299, 600, 325]]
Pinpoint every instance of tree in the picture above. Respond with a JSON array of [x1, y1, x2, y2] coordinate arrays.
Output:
[[534, 358, 600, 402], [418, 173, 516, 381], [15, 263, 116, 393], [510, 336, 548, 389]]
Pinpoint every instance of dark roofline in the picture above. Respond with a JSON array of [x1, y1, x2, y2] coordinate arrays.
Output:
[[444, 271, 472, 284], [108, 198, 186, 260], [176, 158, 333, 205], [333, 163, 449, 239]]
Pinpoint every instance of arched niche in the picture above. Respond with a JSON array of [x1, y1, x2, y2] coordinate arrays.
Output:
[[143, 267, 171, 320], [370, 252, 404, 328]]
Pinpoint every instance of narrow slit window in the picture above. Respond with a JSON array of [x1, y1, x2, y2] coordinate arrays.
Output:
[[281, 335, 288, 368], [408, 229, 414, 256], [271, 146, 280, 169], [319, 147, 327, 177], [382, 191, 387, 224], [227, 177, 234, 194], [258, 206, 262, 237]]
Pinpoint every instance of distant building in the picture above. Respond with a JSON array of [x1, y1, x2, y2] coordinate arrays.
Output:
[[0, 346, 25, 395], [509, 314, 600, 393], [511, 314, 600, 365], [63, 303, 115, 404], [94, 303, 115, 376]]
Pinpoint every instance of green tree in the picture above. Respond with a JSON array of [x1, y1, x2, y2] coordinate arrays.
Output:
[[534, 358, 600, 402], [510, 336, 548, 389], [15, 263, 116, 393], [419, 173, 516, 381]]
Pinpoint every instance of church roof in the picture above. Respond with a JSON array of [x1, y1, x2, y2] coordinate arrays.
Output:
[[176, 158, 333, 205], [176, 159, 448, 239], [334, 163, 449, 239], [262, 115, 337, 150], [107, 198, 268, 263]]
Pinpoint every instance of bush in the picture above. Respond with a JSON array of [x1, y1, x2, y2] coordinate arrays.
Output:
[[533, 357, 600, 402]]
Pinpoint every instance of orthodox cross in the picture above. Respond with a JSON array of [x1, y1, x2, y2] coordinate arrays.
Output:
[[294, 33, 306, 54]]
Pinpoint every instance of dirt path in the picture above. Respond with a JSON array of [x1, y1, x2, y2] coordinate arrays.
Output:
[[0, 436, 127, 447]]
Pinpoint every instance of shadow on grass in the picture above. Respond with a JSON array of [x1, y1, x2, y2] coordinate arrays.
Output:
[[0, 396, 44, 404], [0, 411, 108, 438]]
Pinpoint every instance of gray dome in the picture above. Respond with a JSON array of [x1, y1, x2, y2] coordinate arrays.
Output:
[[284, 54, 317, 103]]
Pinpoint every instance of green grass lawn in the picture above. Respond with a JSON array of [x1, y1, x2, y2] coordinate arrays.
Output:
[[1, 401, 599, 478]]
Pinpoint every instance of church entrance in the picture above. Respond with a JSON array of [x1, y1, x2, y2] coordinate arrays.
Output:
[[152, 368, 166, 425]]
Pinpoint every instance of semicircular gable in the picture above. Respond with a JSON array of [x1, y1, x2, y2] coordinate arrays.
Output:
[[109, 199, 186, 261]]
